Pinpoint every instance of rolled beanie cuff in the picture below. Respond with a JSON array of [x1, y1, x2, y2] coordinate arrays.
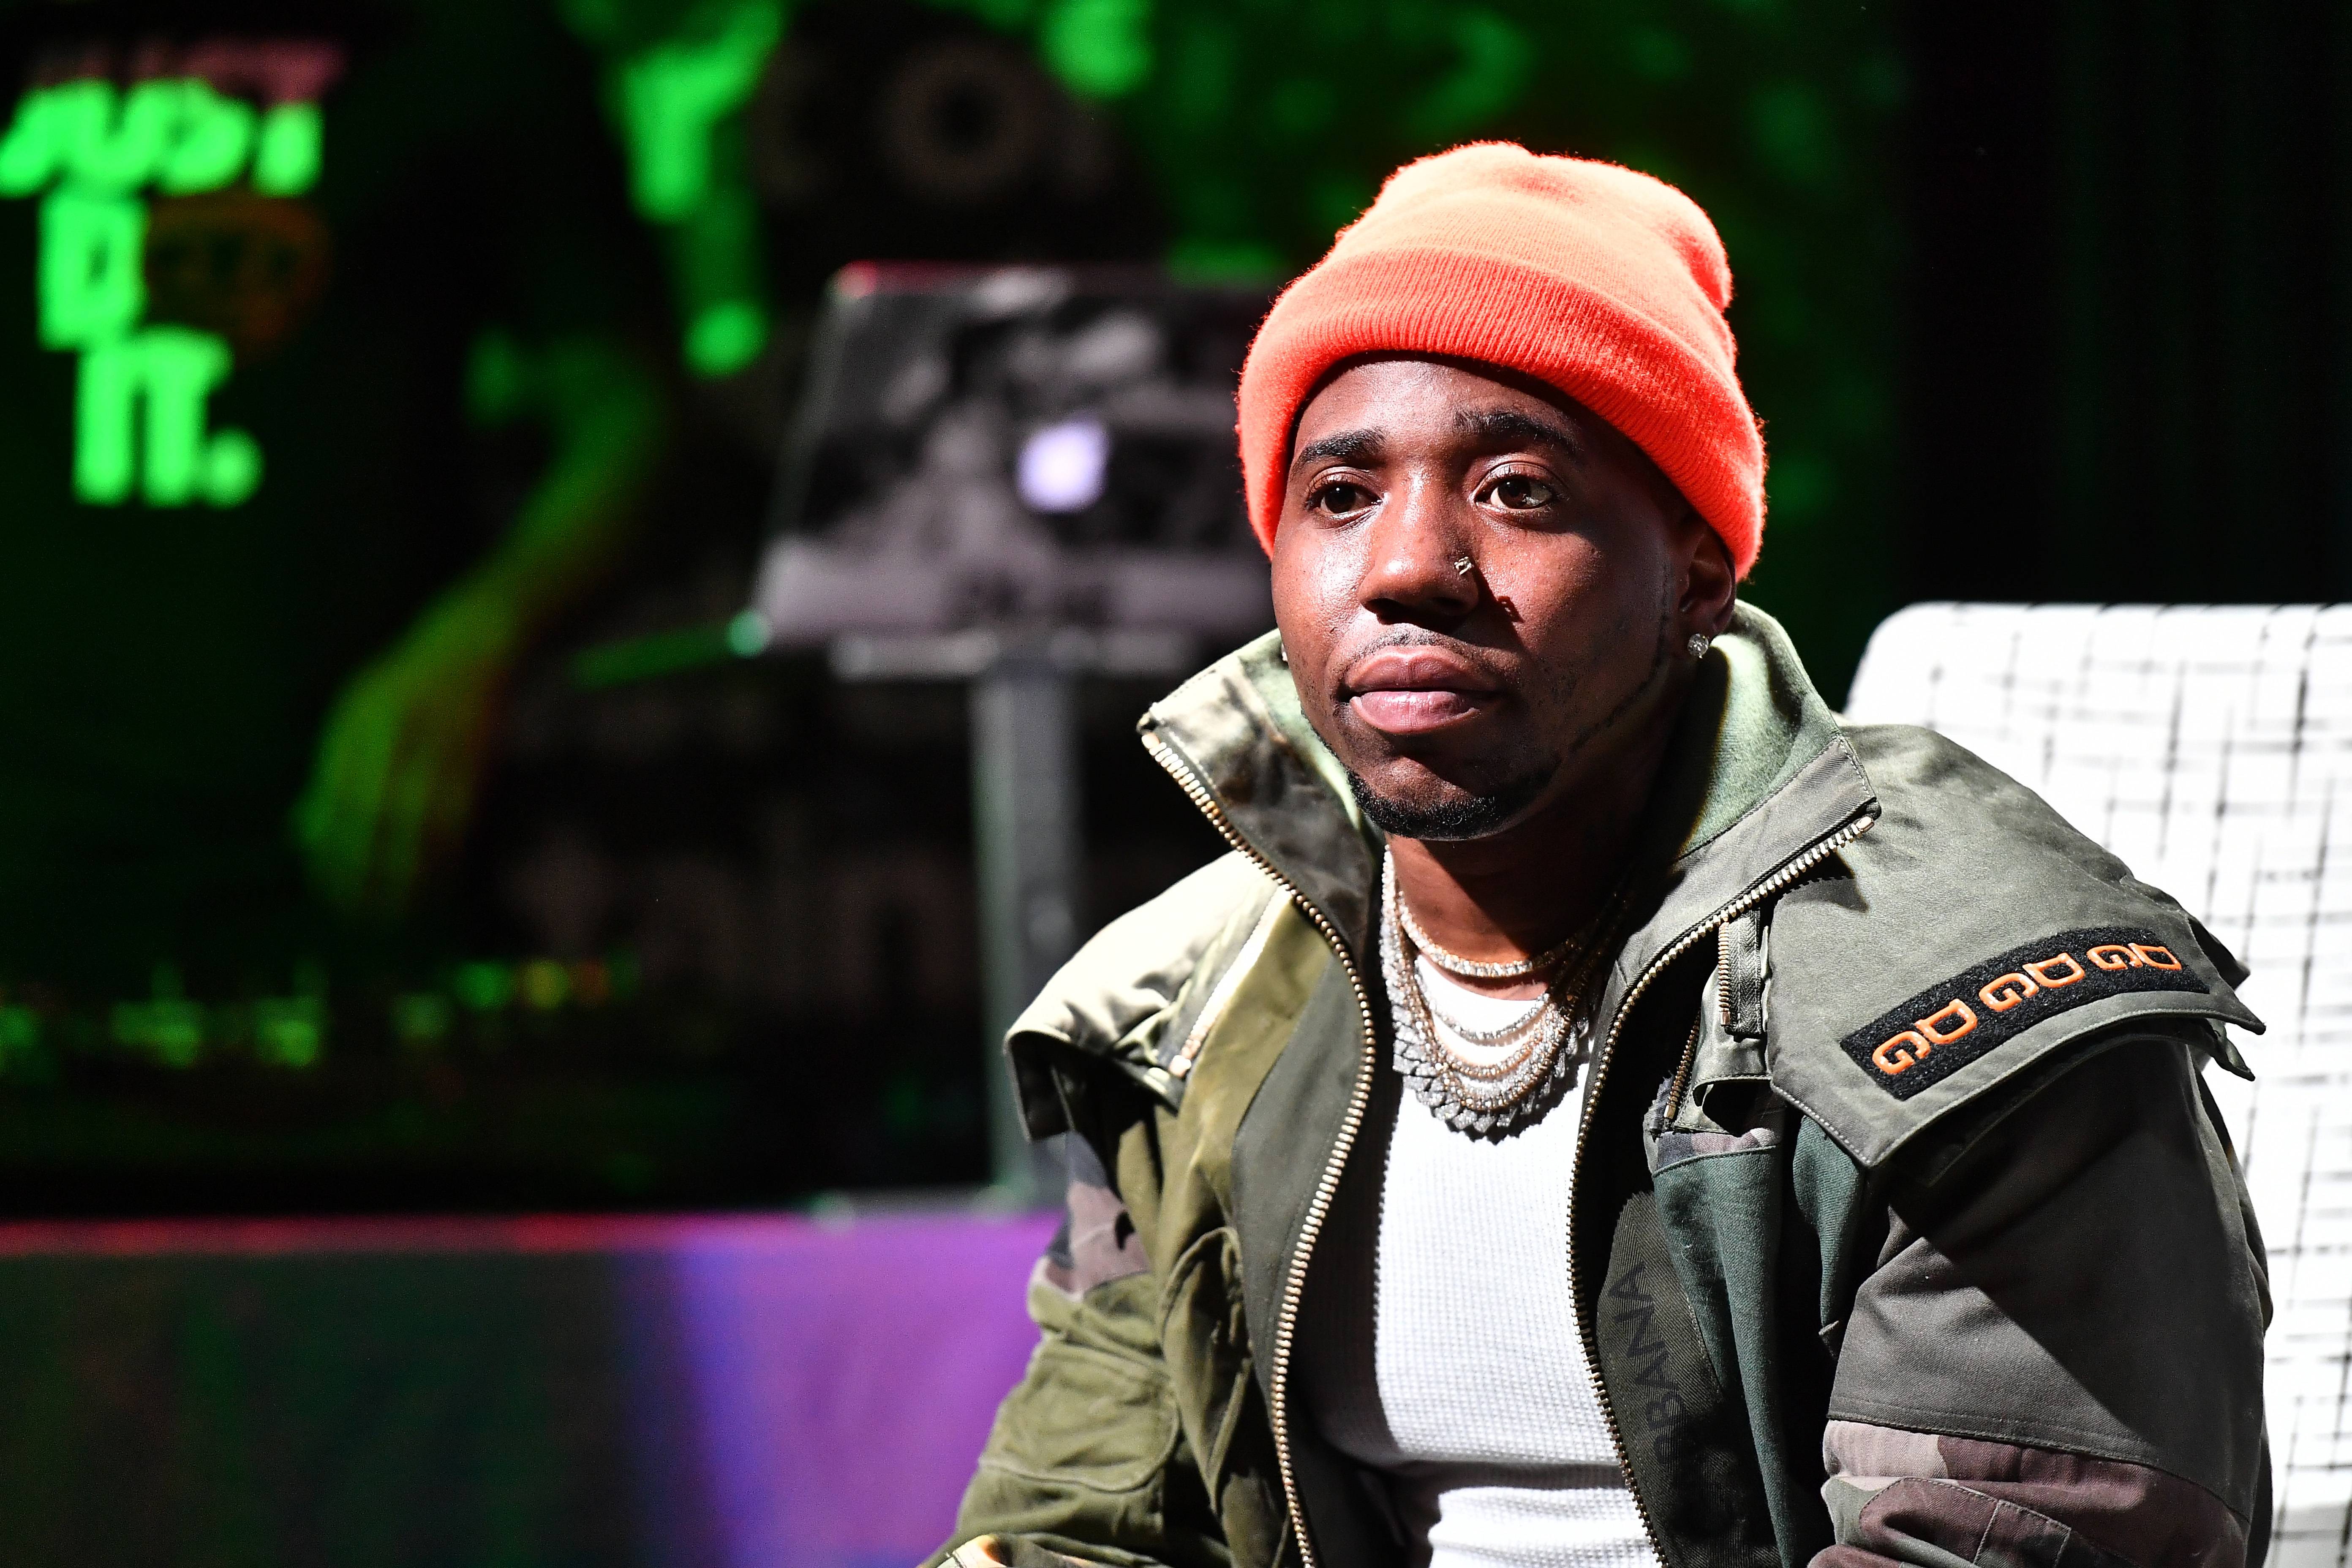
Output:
[[1239, 246, 1764, 577]]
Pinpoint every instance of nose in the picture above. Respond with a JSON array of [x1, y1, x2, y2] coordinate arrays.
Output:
[[1356, 476, 1479, 625]]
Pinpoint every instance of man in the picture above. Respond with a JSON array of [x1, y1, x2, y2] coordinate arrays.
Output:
[[938, 145, 2271, 1568], [0, 0, 663, 1007]]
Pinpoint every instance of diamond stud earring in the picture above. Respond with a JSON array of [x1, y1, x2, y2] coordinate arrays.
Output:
[[1688, 632, 1712, 659]]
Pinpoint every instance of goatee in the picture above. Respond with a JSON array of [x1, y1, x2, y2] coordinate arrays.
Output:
[[1346, 759, 1557, 841]]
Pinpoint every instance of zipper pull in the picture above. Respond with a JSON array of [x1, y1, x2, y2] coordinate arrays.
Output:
[[1720, 908, 1769, 1043]]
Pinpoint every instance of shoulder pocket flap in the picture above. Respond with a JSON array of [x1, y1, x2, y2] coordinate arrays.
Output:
[[1770, 921, 2261, 1170]]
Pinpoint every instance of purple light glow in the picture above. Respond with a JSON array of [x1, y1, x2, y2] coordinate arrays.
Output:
[[1017, 419, 1111, 513]]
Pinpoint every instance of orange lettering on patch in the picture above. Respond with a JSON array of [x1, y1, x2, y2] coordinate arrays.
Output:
[[1915, 998, 1978, 1045], [1979, 972, 2039, 1012], [2025, 952, 2086, 988], [2131, 944, 2181, 970], [2087, 944, 2138, 971], [1873, 1031, 1930, 1075]]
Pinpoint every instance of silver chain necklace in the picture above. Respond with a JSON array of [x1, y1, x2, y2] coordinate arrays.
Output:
[[1394, 885, 1588, 980], [1381, 851, 1624, 1138]]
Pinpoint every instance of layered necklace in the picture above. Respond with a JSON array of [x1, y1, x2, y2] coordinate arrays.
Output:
[[1381, 849, 1627, 1138]]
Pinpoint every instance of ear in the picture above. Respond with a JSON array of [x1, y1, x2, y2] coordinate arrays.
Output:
[[1678, 513, 1738, 638]]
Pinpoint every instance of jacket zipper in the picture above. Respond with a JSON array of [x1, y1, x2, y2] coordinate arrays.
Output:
[[1141, 727, 1375, 1568], [1150, 717, 1874, 1565], [1566, 808, 1875, 1554]]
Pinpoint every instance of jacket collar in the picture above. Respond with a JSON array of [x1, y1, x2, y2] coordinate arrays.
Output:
[[1138, 602, 1878, 965]]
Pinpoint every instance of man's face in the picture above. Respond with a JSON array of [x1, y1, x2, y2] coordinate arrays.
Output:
[[1270, 355, 1730, 841]]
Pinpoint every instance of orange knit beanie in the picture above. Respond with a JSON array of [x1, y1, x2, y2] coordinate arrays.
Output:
[[1237, 143, 1764, 577]]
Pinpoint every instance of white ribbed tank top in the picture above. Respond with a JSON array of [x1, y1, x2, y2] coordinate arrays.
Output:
[[1296, 958, 1660, 1568]]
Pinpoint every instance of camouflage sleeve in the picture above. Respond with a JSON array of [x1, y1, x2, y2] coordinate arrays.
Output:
[[1817, 1423, 2249, 1568], [1815, 1031, 2269, 1568], [930, 1140, 1225, 1568]]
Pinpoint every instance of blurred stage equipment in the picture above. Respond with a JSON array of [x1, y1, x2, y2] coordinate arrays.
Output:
[[749, 264, 1272, 1200], [1845, 602, 2352, 1563]]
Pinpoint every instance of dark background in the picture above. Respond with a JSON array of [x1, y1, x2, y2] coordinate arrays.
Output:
[[1906, 0, 2352, 616], [4, 0, 2348, 1213]]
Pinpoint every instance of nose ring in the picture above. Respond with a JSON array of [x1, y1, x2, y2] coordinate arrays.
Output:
[[1452, 555, 1476, 577]]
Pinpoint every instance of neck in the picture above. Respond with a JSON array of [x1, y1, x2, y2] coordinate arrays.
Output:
[[1388, 701, 1681, 983]]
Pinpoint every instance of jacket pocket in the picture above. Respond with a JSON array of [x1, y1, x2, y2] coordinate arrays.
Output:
[[978, 1271, 1180, 1495], [1159, 1226, 1287, 1565]]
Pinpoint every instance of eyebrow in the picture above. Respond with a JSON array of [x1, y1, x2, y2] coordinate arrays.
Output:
[[1455, 406, 1587, 460], [1290, 427, 1385, 474]]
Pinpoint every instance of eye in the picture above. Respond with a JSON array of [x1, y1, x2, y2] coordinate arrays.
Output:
[[1483, 474, 1557, 511], [1309, 479, 1376, 518]]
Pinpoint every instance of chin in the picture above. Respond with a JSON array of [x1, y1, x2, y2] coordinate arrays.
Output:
[[1345, 758, 1557, 842]]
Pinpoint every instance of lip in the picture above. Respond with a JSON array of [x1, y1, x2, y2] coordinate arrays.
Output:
[[1342, 645, 1503, 736]]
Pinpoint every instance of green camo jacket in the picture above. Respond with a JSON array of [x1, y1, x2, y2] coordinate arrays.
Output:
[[938, 604, 2272, 1568]]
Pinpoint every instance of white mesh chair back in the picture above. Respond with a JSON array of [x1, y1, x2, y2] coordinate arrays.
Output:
[[1843, 602, 2352, 1566]]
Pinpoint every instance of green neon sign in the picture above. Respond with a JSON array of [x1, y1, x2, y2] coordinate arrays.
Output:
[[38, 186, 144, 348], [0, 79, 318, 198], [77, 328, 261, 506], [575, 0, 782, 378], [1040, 0, 1154, 100], [686, 296, 767, 378], [0, 76, 319, 508], [614, 0, 780, 222]]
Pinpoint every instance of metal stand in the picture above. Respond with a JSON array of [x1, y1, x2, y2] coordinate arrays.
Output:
[[828, 629, 1195, 1207], [970, 660, 1079, 1204]]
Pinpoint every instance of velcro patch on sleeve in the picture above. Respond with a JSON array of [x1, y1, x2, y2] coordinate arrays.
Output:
[[1840, 927, 2208, 1100]]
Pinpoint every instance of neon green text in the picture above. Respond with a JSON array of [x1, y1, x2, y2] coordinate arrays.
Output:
[[76, 327, 261, 507], [3, 76, 318, 506], [38, 187, 144, 347], [0, 79, 295, 197], [252, 102, 321, 195]]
